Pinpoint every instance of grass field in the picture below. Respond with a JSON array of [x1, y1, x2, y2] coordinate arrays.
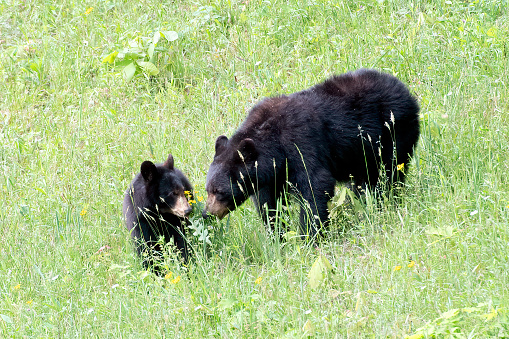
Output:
[[1, 0, 508, 337]]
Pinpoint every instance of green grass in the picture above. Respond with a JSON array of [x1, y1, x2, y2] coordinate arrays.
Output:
[[1, 0, 509, 337]]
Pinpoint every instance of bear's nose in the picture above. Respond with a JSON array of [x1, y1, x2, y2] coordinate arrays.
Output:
[[202, 210, 210, 219], [184, 206, 192, 217]]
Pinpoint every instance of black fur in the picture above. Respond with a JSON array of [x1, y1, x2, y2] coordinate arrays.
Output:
[[204, 69, 420, 238], [123, 154, 192, 270]]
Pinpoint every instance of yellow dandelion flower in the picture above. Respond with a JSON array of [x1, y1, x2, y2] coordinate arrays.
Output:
[[164, 272, 173, 280], [171, 276, 181, 284], [84, 7, 94, 15], [189, 200, 196, 205], [255, 276, 262, 284], [393, 265, 402, 271], [184, 191, 191, 195], [397, 163, 405, 171], [14, 283, 21, 290], [197, 196, 203, 202], [407, 260, 415, 268], [80, 209, 87, 216], [26, 300, 33, 305], [506, 204, 509, 208]]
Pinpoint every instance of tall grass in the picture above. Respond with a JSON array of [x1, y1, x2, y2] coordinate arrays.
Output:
[[1, 0, 508, 336]]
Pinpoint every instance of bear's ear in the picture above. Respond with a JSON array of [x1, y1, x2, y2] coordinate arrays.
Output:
[[237, 138, 258, 163], [163, 154, 174, 170], [140, 161, 158, 182], [215, 135, 228, 155]]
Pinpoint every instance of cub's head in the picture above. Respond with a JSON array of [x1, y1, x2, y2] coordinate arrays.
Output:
[[140, 154, 192, 218], [203, 135, 259, 219]]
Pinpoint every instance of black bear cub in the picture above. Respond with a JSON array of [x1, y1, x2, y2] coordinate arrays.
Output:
[[123, 154, 192, 269], [203, 69, 420, 238]]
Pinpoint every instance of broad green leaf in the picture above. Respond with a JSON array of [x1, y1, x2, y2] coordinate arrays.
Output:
[[148, 43, 155, 63], [482, 308, 498, 321], [405, 334, 423, 339], [1, 314, 13, 324], [137, 270, 151, 280], [137, 61, 159, 76], [102, 51, 118, 64], [29, 62, 40, 72], [336, 187, 347, 206], [440, 308, 459, 319], [114, 59, 133, 67], [308, 255, 332, 289], [122, 62, 137, 82], [218, 298, 237, 310], [486, 27, 496, 37], [161, 30, 178, 41], [152, 31, 161, 45], [128, 38, 141, 48], [302, 319, 313, 333]]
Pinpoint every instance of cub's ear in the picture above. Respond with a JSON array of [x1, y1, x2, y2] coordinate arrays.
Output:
[[237, 138, 258, 163], [163, 154, 174, 170], [215, 135, 228, 155], [140, 161, 158, 182]]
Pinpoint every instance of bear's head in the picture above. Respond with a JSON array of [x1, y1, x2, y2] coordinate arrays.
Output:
[[140, 154, 192, 218], [203, 135, 259, 219]]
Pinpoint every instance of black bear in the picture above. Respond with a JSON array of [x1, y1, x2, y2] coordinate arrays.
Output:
[[203, 69, 420, 238], [123, 154, 193, 269]]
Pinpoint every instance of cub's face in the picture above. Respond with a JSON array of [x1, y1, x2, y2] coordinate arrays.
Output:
[[140, 154, 192, 218], [157, 172, 192, 218]]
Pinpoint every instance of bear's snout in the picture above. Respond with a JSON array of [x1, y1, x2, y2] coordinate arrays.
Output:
[[184, 206, 192, 217], [169, 195, 192, 218], [203, 194, 229, 219]]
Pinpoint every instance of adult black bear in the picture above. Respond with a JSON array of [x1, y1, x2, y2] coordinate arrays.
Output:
[[123, 154, 192, 269], [203, 69, 420, 238]]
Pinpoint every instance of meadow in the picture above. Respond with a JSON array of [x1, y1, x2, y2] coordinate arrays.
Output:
[[1, 0, 508, 337]]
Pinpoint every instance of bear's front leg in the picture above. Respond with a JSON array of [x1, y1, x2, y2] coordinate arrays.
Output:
[[251, 185, 286, 232], [296, 170, 336, 239]]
